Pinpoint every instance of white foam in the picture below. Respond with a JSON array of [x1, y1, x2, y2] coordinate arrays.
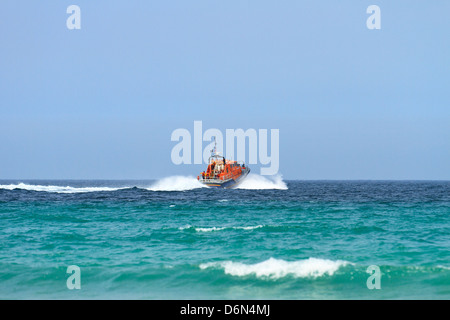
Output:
[[236, 174, 288, 190], [195, 227, 226, 232], [146, 176, 207, 191], [0, 183, 123, 194], [437, 265, 450, 270], [181, 225, 264, 232], [0, 174, 287, 193], [236, 225, 263, 231], [200, 257, 350, 279]]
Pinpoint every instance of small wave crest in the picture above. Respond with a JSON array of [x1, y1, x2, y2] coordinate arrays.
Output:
[[200, 257, 351, 279], [236, 174, 288, 190], [180, 225, 264, 232], [0, 183, 123, 194], [195, 227, 227, 232]]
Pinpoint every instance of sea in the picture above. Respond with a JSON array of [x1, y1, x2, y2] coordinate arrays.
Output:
[[0, 175, 449, 299]]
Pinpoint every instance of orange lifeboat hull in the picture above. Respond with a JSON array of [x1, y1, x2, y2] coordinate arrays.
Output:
[[199, 162, 250, 189]]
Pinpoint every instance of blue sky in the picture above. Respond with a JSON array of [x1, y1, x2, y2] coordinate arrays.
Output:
[[0, 1, 449, 179]]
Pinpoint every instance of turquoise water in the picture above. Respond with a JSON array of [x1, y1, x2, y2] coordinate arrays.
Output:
[[0, 177, 449, 299]]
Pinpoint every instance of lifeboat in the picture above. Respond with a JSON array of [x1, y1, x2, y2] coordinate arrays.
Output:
[[198, 138, 250, 189]]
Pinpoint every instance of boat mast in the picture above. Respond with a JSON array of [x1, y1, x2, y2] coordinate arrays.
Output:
[[209, 136, 217, 164], [211, 136, 218, 156]]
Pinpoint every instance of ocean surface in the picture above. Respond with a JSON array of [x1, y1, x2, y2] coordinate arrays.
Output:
[[0, 175, 449, 299]]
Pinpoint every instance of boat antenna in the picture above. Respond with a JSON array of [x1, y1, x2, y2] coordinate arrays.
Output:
[[211, 136, 217, 156]]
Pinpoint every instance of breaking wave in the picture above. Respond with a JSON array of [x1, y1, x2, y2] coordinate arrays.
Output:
[[236, 174, 288, 190], [200, 257, 351, 279]]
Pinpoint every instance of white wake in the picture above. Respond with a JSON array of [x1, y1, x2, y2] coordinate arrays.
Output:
[[236, 174, 288, 190], [0, 174, 288, 193], [146, 176, 207, 191], [0, 183, 123, 194]]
